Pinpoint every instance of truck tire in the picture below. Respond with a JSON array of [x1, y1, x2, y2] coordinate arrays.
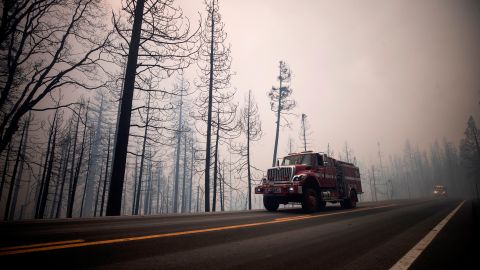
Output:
[[302, 187, 320, 213], [341, 190, 357, 209], [263, 196, 279, 212]]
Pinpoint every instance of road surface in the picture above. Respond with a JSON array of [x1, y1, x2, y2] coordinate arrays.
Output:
[[0, 198, 478, 269]]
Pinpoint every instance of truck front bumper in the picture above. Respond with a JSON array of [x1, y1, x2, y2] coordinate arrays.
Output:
[[254, 183, 302, 196]]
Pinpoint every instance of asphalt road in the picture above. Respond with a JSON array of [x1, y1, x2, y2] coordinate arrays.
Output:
[[0, 198, 477, 269]]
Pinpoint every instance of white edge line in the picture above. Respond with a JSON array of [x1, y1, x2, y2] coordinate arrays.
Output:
[[389, 200, 465, 270]]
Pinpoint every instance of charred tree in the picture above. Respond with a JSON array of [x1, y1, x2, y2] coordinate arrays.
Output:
[[107, 0, 198, 216], [100, 130, 112, 216], [460, 116, 480, 198], [134, 93, 151, 215], [269, 61, 295, 166], [80, 129, 94, 217], [181, 134, 188, 213], [237, 90, 262, 210], [173, 90, 184, 213], [195, 0, 233, 212], [0, 143, 12, 202], [0, 0, 111, 154], [55, 125, 72, 218], [3, 120, 27, 220], [67, 103, 89, 218], [36, 112, 59, 219], [8, 114, 31, 220]]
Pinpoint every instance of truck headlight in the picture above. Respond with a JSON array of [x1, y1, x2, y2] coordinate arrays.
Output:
[[288, 187, 294, 192], [293, 175, 304, 181]]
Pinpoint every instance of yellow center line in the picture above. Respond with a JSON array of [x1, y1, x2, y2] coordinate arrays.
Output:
[[0, 239, 85, 251], [274, 215, 313, 221], [0, 203, 396, 256]]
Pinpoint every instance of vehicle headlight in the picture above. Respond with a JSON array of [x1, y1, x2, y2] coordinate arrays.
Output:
[[293, 175, 305, 181]]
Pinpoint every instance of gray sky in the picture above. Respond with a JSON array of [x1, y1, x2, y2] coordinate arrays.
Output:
[[107, 0, 480, 170]]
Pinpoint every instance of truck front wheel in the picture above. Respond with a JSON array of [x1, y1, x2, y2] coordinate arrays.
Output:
[[302, 187, 320, 212], [263, 196, 280, 212]]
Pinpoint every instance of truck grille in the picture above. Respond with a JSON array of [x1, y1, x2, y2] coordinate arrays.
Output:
[[267, 167, 294, 182]]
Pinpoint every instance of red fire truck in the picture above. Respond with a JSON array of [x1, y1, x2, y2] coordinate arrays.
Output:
[[255, 151, 363, 212]]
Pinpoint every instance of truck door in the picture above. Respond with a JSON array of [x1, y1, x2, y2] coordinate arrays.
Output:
[[316, 154, 335, 188], [323, 155, 336, 188]]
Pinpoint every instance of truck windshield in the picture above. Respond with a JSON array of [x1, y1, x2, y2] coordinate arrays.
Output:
[[282, 154, 312, 166]]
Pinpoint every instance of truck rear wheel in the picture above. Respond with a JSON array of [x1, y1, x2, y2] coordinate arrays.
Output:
[[341, 190, 357, 209], [263, 196, 279, 212], [302, 187, 320, 213]]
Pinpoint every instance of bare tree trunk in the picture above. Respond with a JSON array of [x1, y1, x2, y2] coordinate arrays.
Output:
[[35, 112, 57, 218], [100, 130, 111, 216], [122, 174, 127, 215], [132, 154, 138, 215], [272, 73, 283, 167], [94, 164, 104, 217], [173, 91, 183, 213], [107, 0, 145, 216], [135, 93, 151, 215], [165, 176, 170, 213], [56, 127, 72, 218], [66, 106, 81, 216], [49, 168, 61, 219], [301, 114, 307, 151], [156, 164, 161, 214], [0, 143, 12, 203], [4, 121, 26, 220], [247, 91, 252, 210], [220, 162, 224, 211], [80, 131, 93, 218], [144, 153, 152, 215], [8, 114, 30, 220], [212, 111, 220, 212], [37, 116, 59, 219], [31, 153, 43, 218], [68, 104, 89, 218], [50, 142, 67, 219], [84, 95, 104, 216], [181, 134, 187, 213], [204, 3, 216, 213], [196, 185, 200, 213], [188, 143, 194, 212]]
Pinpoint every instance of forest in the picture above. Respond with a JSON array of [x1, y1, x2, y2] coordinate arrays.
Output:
[[0, 0, 479, 221]]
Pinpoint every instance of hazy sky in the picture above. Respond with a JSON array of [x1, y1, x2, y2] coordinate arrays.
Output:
[[106, 0, 480, 170]]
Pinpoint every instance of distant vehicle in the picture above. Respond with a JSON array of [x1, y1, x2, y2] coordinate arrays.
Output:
[[433, 185, 447, 197], [255, 151, 363, 212]]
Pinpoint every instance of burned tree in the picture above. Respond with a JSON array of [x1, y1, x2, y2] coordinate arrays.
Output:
[[35, 110, 60, 219], [133, 93, 152, 216], [67, 102, 90, 218], [299, 113, 313, 152], [196, 0, 233, 212], [269, 61, 295, 166], [0, 0, 111, 154], [106, 0, 199, 216], [235, 90, 262, 210], [460, 116, 480, 198]]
